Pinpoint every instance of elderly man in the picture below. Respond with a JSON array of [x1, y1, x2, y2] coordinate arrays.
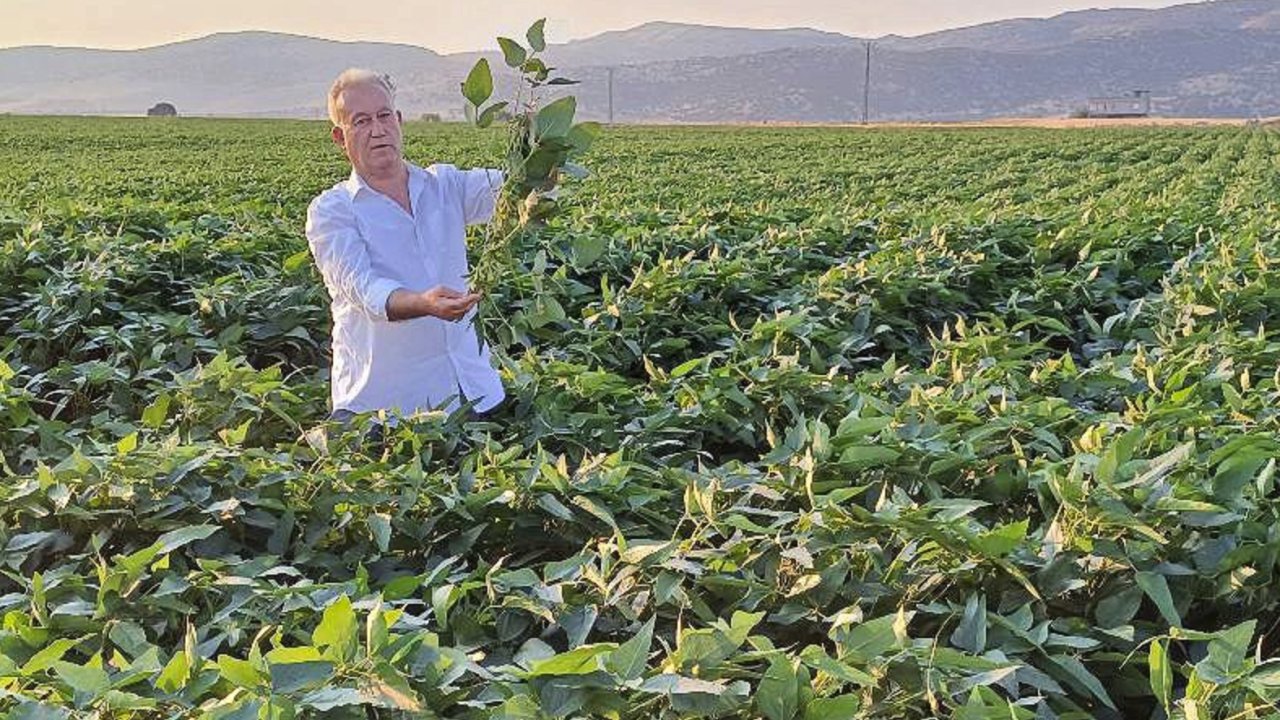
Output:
[[306, 69, 504, 422]]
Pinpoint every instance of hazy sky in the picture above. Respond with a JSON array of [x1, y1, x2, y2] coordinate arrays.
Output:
[[5, 0, 1188, 53]]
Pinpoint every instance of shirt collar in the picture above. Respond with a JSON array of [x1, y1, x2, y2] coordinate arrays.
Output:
[[343, 162, 424, 199], [343, 169, 368, 198]]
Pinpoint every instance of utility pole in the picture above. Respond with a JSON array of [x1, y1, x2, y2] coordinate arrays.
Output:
[[862, 42, 873, 125], [607, 67, 615, 126]]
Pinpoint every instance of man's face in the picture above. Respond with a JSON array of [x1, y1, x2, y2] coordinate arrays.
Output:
[[331, 82, 404, 176]]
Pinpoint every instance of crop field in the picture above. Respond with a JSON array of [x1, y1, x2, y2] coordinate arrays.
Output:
[[1, 116, 1279, 719]]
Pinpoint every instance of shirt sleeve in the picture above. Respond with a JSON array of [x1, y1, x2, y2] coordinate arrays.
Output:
[[305, 193, 402, 321], [457, 167, 504, 226]]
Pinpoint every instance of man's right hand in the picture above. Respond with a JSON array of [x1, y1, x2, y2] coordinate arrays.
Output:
[[386, 286, 481, 322]]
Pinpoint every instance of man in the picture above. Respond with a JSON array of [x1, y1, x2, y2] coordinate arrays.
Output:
[[306, 68, 504, 422]]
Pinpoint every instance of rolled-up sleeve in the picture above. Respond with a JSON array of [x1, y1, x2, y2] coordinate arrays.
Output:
[[305, 194, 402, 321], [457, 168, 504, 226]]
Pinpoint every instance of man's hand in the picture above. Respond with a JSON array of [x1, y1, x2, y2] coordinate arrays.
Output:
[[423, 286, 482, 321], [386, 286, 481, 322]]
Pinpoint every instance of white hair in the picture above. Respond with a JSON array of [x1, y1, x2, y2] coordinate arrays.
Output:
[[327, 68, 397, 126]]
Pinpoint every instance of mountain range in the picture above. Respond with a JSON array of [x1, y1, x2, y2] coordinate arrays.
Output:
[[3, 0, 1278, 122]]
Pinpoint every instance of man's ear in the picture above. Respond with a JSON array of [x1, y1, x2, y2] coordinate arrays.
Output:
[[330, 125, 345, 148]]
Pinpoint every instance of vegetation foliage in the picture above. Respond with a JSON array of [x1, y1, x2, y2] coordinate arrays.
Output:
[[460, 20, 598, 347], [0, 116, 1279, 718]]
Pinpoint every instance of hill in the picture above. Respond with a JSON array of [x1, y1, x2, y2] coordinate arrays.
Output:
[[1, 0, 1277, 121]]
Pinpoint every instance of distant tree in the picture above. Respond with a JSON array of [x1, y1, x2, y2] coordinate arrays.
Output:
[[147, 102, 178, 117], [1068, 107, 1091, 119], [420, 112, 442, 123]]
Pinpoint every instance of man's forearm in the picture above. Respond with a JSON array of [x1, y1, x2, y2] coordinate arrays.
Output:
[[384, 287, 481, 322], [385, 288, 430, 321]]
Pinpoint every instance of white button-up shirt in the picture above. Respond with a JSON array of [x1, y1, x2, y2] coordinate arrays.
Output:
[[305, 162, 505, 415]]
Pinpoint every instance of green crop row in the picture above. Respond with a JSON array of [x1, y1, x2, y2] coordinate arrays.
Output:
[[0, 117, 1278, 719]]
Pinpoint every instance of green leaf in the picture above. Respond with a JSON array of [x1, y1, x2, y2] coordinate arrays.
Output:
[[313, 595, 359, 662], [432, 584, 458, 631], [298, 687, 366, 711], [571, 234, 607, 269], [676, 628, 738, 671], [641, 673, 735, 696], [1135, 571, 1181, 628], [1214, 449, 1272, 505], [973, 520, 1028, 558], [141, 393, 170, 429], [108, 621, 150, 658], [1096, 585, 1142, 628], [526, 18, 547, 52], [953, 688, 991, 719], [835, 414, 892, 440], [283, 249, 311, 273], [361, 675, 423, 711], [116, 431, 138, 456], [1250, 660, 1280, 686], [382, 573, 423, 601], [494, 694, 542, 718], [572, 495, 622, 544], [950, 594, 987, 654], [728, 611, 764, 645], [758, 654, 799, 720], [366, 600, 396, 656], [537, 493, 575, 520], [155, 650, 190, 693], [521, 57, 549, 81], [368, 513, 391, 553], [561, 162, 590, 179], [535, 96, 577, 140], [515, 638, 556, 669], [1131, 441, 1194, 488], [154, 524, 218, 554], [652, 675, 751, 715], [53, 661, 110, 696], [566, 122, 600, 155], [523, 148, 559, 184], [477, 101, 509, 129], [1049, 655, 1115, 710], [838, 445, 900, 469], [1097, 427, 1143, 484], [217, 655, 265, 689], [101, 691, 158, 711], [926, 499, 989, 521], [799, 646, 876, 687], [1197, 619, 1256, 684], [803, 696, 861, 720], [497, 38, 527, 67], [22, 638, 79, 675], [1149, 639, 1172, 712], [526, 644, 615, 677], [269, 661, 335, 694], [8, 703, 70, 720], [607, 616, 654, 682], [461, 59, 494, 109], [833, 614, 900, 664]]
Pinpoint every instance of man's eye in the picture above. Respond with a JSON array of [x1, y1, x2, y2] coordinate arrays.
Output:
[[377, 111, 393, 121], [354, 117, 370, 128]]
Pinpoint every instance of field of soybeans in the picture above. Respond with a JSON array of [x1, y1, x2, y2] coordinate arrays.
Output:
[[1, 116, 1279, 719]]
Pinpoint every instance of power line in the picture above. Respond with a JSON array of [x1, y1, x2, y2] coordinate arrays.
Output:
[[862, 42, 873, 125], [607, 67, 615, 126]]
